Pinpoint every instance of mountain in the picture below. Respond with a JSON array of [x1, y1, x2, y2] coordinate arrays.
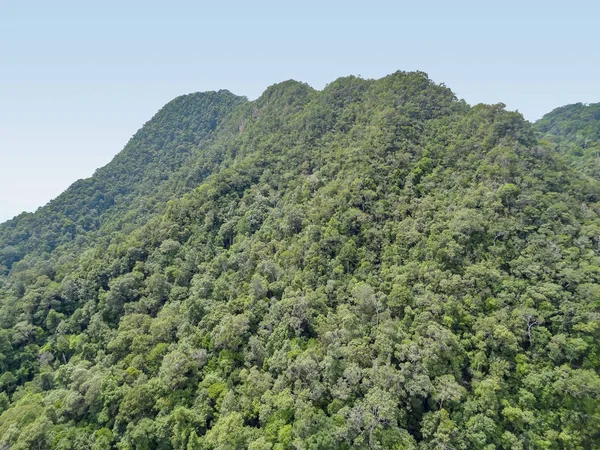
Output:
[[0, 72, 599, 449], [536, 102, 600, 178], [0, 90, 246, 274]]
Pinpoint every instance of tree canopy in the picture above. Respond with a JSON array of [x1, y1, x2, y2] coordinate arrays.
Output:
[[0, 72, 599, 449]]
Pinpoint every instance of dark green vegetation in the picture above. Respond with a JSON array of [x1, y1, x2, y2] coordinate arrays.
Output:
[[536, 102, 600, 179], [1, 72, 599, 449], [0, 90, 245, 274]]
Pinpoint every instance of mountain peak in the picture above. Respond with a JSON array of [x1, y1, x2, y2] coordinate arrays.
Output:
[[1, 72, 599, 449]]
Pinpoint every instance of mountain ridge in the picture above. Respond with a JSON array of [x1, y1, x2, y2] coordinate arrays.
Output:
[[0, 89, 247, 274], [0, 72, 599, 449]]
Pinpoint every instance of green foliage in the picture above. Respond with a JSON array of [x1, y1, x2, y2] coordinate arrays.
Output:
[[536, 102, 600, 179], [1, 72, 600, 448]]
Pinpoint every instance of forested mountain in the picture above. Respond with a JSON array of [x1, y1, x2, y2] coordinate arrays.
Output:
[[0, 90, 246, 274], [1, 72, 599, 449], [536, 102, 600, 178]]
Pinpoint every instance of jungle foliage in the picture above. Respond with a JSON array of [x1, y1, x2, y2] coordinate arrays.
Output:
[[0, 73, 599, 449], [536, 102, 600, 178]]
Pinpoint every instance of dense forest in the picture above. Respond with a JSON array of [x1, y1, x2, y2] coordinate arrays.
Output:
[[536, 102, 600, 178], [0, 72, 599, 449]]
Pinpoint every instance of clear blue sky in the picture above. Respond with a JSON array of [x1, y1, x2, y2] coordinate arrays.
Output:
[[1, 0, 598, 223]]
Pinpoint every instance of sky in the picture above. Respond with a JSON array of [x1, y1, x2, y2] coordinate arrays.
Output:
[[0, 0, 598, 224]]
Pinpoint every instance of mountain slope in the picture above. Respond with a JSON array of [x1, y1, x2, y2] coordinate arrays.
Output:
[[1, 73, 599, 449], [536, 102, 600, 178], [0, 90, 246, 274]]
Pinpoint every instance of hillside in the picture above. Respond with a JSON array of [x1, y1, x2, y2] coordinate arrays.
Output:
[[0, 90, 246, 274], [1, 72, 599, 449], [536, 102, 600, 178]]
